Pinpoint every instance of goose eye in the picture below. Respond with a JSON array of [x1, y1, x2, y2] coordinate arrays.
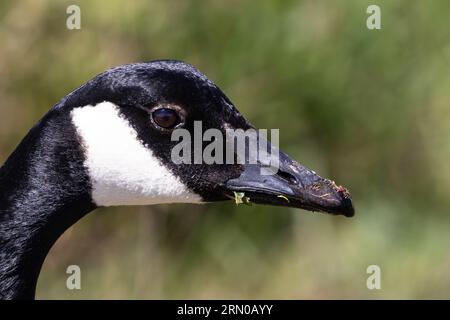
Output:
[[152, 108, 180, 129]]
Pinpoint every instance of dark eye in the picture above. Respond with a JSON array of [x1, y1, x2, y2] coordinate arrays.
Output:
[[152, 108, 180, 129]]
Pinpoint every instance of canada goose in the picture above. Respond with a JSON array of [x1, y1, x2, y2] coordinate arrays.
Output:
[[0, 60, 354, 300]]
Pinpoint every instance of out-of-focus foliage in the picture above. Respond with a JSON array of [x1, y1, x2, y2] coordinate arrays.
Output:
[[1, 0, 450, 298]]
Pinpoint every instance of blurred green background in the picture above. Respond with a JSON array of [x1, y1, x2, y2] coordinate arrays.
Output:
[[1, 0, 450, 299]]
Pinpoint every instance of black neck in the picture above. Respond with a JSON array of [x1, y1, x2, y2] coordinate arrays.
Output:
[[0, 110, 94, 299]]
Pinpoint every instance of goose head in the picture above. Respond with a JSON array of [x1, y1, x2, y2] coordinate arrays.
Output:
[[67, 60, 354, 216]]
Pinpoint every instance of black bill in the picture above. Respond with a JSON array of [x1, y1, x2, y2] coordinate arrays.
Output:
[[225, 149, 355, 217]]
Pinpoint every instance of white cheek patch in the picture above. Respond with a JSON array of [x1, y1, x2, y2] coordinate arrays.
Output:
[[71, 101, 202, 206]]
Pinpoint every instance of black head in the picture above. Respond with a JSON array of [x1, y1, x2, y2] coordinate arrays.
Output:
[[60, 60, 354, 216]]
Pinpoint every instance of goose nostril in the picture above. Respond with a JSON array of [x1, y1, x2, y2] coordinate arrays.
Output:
[[277, 170, 298, 185]]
